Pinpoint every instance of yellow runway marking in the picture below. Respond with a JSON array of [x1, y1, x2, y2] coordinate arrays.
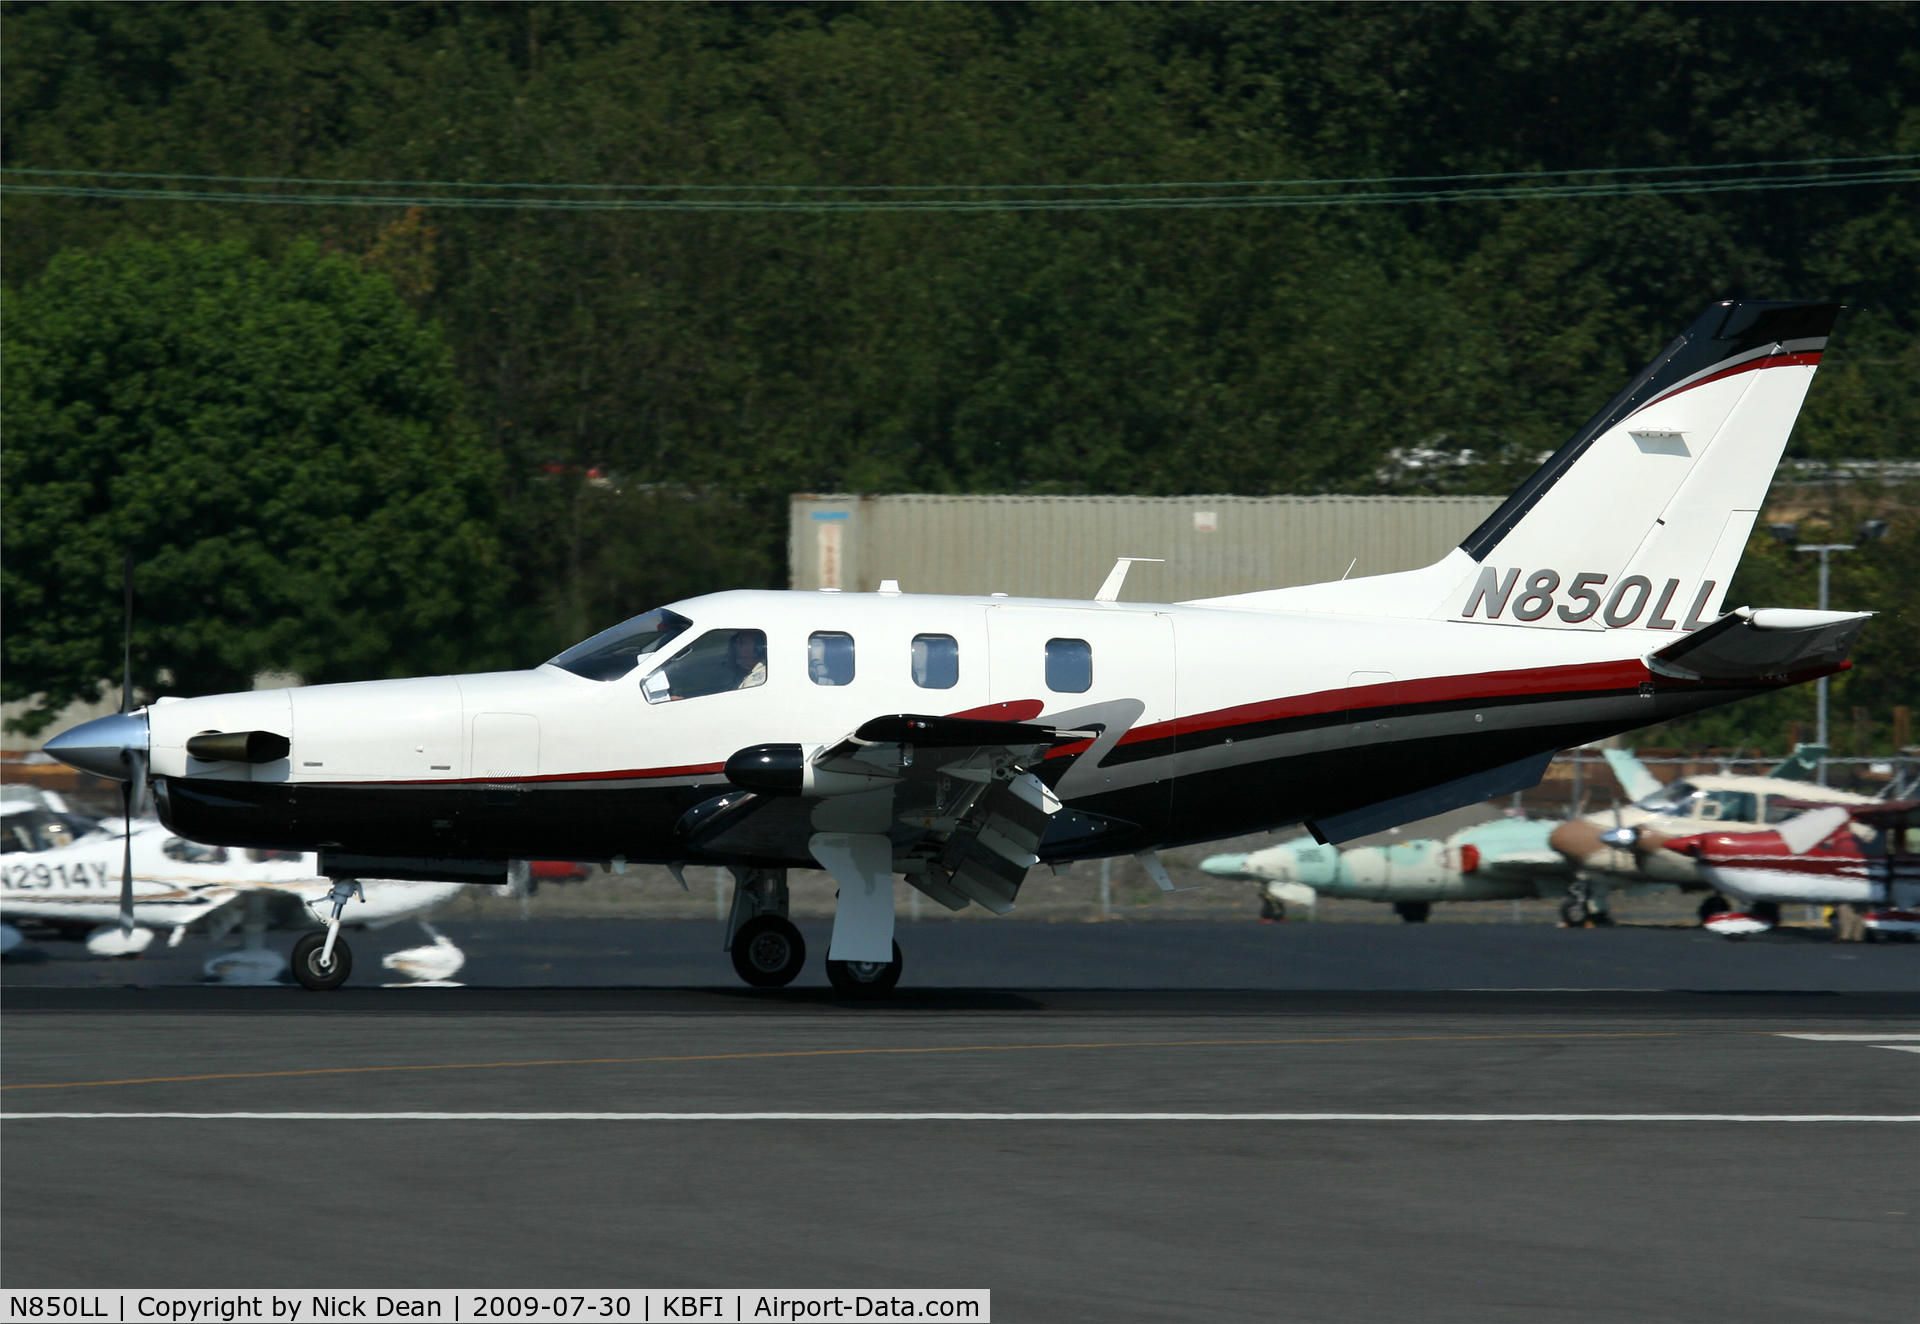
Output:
[[3, 1031, 1694, 1092]]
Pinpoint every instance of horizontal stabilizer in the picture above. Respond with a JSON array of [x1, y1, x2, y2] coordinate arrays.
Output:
[[1646, 608, 1869, 682], [1307, 751, 1556, 846]]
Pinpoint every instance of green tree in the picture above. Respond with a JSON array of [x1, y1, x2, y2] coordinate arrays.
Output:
[[1, 236, 511, 732]]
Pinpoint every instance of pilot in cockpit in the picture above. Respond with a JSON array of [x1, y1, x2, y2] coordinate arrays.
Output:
[[729, 630, 768, 690]]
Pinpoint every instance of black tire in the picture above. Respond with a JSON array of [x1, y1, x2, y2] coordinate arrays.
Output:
[[1697, 894, 1731, 924], [1560, 896, 1590, 927], [730, 915, 806, 988], [1393, 901, 1430, 924], [825, 941, 903, 997], [1752, 900, 1781, 927], [290, 930, 352, 991]]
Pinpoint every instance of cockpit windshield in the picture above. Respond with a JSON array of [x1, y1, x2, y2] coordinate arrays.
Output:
[[1635, 780, 1697, 813], [547, 608, 694, 681]]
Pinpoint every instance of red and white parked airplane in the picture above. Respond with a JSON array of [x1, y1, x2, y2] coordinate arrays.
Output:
[[1667, 800, 1920, 939], [47, 300, 1871, 992]]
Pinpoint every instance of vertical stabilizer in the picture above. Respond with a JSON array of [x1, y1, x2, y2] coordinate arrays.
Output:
[[1191, 300, 1839, 629]]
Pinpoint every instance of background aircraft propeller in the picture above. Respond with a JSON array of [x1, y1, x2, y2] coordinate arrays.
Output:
[[118, 551, 146, 935]]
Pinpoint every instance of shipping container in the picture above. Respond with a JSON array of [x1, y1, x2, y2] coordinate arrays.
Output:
[[789, 494, 1504, 601]]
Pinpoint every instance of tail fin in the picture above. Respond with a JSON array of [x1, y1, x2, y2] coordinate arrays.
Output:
[[1196, 300, 1840, 628], [1769, 742, 1828, 782]]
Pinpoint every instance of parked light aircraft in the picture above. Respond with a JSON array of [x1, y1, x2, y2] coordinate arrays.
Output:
[[0, 792, 464, 981], [47, 300, 1871, 992], [1549, 747, 1883, 922], [1199, 816, 1572, 923], [1666, 800, 1920, 938]]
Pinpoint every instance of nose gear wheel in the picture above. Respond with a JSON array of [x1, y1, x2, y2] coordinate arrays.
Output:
[[290, 930, 352, 990]]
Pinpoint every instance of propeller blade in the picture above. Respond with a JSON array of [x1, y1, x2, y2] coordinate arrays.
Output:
[[118, 550, 140, 934], [120, 778, 135, 933], [121, 550, 134, 715]]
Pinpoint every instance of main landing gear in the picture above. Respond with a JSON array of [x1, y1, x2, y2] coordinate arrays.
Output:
[[291, 879, 361, 991], [1560, 878, 1614, 928], [825, 941, 904, 997], [730, 914, 807, 987], [725, 867, 807, 988], [723, 861, 908, 996]]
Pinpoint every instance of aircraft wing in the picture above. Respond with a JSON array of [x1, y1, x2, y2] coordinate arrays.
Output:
[[684, 713, 1092, 913]]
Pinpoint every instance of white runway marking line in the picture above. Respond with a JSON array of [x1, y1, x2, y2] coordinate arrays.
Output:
[[6, 1112, 1919, 1122], [1775, 1033, 1920, 1057]]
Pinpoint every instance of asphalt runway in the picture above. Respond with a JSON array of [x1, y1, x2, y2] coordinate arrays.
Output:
[[6, 915, 1920, 991], [4, 925, 1918, 1322]]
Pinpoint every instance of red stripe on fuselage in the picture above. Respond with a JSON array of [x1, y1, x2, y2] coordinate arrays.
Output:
[[1111, 657, 1652, 750]]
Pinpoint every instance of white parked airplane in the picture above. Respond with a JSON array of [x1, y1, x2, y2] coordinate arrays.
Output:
[[47, 300, 1870, 993], [0, 792, 465, 981]]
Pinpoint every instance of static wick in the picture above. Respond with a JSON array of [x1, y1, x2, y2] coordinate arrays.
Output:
[[1342, 558, 1357, 580]]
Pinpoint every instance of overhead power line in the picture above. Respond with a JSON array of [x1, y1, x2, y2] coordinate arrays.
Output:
[[2, 155, 1914, 213]]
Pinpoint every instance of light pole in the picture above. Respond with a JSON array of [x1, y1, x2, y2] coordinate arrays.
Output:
[[1770, 519, 1890, 785]]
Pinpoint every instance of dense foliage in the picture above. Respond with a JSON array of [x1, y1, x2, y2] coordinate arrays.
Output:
[[3, 3, 1914, 749], [1, 239, 510, 729]]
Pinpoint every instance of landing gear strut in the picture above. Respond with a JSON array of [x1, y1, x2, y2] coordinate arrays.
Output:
[[291, 879, 361, 991], [1561, 879, 1614, 927], [725, 867, 805, 988]]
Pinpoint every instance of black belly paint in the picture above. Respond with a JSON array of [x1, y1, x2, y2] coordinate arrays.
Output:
[[154, 679, 1770, 868]]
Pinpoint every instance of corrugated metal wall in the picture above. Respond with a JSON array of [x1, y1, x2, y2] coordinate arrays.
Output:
[[789, 494, 1503, 601]]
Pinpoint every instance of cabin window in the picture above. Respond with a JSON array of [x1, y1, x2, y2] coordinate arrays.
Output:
[[809, 631, 856, 686], [1697, 790, 1757, 822], [1045, 637, 1092, 693], [642, 629, 767, 703], [912, 634, 959, 689], [549, 608, 693, 681], [1, 810, 76, 854]]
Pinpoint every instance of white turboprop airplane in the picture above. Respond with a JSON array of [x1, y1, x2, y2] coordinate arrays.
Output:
[[46, 300, 1871, 993]]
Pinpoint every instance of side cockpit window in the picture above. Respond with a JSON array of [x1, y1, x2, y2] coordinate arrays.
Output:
[[1699, 790, 1757, 822], [643, 629, 767, 703], [549, 608, 693, 681], [809, 632, 856, 686], [912, 634, 959, 689], [1046, 638, 1092, 693], [1, 810, 75, 854], [1635, 780, 1695, 814]]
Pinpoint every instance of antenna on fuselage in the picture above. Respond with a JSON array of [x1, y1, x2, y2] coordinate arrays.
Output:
[[1094, 558, 1164, 603]]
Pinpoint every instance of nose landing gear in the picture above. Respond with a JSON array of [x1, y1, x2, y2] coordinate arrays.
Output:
[[291, 879, 362, 991]]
